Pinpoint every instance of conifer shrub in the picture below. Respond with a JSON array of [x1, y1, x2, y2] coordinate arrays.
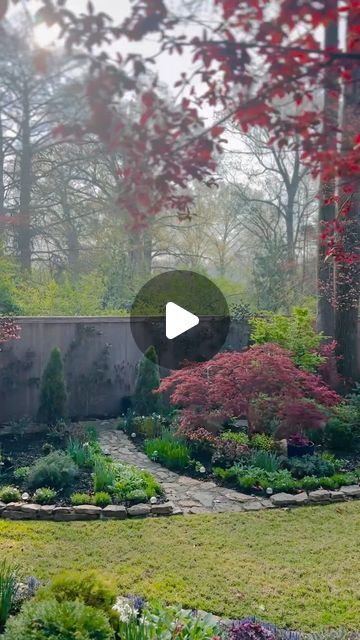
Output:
[[133, 345, 161, 416], [38, 347, 67, 426]]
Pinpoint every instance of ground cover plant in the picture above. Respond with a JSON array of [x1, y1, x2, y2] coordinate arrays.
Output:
[[0, 423, 161, 508], [1, 503, 360, 630]]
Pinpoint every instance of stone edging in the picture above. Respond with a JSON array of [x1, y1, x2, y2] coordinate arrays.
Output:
[[0, 485, 360, 521], [0, 501, 175, 521]]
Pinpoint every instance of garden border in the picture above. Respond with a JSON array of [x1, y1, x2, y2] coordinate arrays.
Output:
[[1, 485, 360, 521]]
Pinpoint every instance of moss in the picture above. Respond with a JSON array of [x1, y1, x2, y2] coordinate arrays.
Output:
[[0, 503, 359, 630]]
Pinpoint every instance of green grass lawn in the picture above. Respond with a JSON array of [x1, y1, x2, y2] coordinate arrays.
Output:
[[1, 502, 360, 631]]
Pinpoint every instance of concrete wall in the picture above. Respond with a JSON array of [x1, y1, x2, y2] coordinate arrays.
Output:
[[0, 317, 250, 424]]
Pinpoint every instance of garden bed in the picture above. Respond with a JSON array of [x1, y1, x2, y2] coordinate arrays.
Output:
[[0, 423, 164, 512]]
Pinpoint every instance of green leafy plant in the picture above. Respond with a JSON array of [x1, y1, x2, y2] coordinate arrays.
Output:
[[300, 476, 322, 491], [116, 601, 222, 640], [37, 347, 67, 426], [37, 570, 117, 614], [133, 346, 161, 416], [13, 466, 31, 482], [27, 451, 78, 491], [249, 451, 280, 472], [0, 486, 21, 504], [92, 457, 117, 493], [33, 488, 57, 505], [71, 493, 94, 506], [0, 560, 19, 632], [145, 431, 190, 471], [250, 434, 275, 451], [3, 598, 114, 640], [113, 463, 161, 502], [126, 489, 148, 504], [67, 439, 95, 469], [220, 431, 249, 445], [93, 492, 112, 507]]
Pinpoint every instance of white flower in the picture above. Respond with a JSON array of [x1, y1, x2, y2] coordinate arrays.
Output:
[[150, 496, 157, 504], [199, 466, 206, 474], [112, 597, 138, 623]]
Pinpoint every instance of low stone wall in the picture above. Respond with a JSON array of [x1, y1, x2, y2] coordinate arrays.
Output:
[[0, 500, 175, 520], [1, 485, 359, 521], [0, 317, 250, 425]]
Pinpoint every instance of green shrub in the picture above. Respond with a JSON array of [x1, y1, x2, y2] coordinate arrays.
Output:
[[27, 451, 78, 490], [126, 489, 148, 504], [250, 433, 275, 451], [93, 492, 112, 507], [113, 463, 161, 502], [93, 457, 117, 493], [0, 486, 21, 504], [37, 347, 67, 426], [325, 388, 360, 452], [145, 431, 190, 471], [249, 450, 280, 472], [0, 560, 19, 632], [220, 431, 249, 445], [133, 345, 161, 416], [71, 493, 93, 506], [13, 466, 30, 482], [250, 307, 324, 371], [318, 476, 339, 490], [300, 476, 321, 491], [325, 418, 359, 452], [33, 488, 57, 505], [213, 466, 238, 482], [332, 472, 359, 486], [38, 570, 117, 614], [67, 439, 95, 469], [3, 599, 114, 640], [285, 454, 335, 479]]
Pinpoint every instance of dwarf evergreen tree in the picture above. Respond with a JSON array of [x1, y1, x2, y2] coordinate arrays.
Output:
[[38, 347, 67, 425], [133, 345, 161, 416]]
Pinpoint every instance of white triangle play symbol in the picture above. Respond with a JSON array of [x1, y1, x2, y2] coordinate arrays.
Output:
[[166, 302, 199, 340]]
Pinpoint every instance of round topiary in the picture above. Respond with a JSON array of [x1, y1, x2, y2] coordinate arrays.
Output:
[[3, 599, 114, 640]]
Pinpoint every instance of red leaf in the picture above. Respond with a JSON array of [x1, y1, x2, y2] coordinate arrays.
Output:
[[211, 125, 225, 137], [142, 91, 155, 108]]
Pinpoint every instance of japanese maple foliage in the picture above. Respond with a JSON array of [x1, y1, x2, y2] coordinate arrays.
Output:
[[158, 344, 340, 438], [4, 0, 358, 242]]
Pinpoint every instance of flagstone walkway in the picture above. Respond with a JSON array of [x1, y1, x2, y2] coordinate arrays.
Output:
[[98, 428, 271, 515]]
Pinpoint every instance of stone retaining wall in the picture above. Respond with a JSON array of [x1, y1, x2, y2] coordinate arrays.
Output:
[[1, 485, 359, 521]]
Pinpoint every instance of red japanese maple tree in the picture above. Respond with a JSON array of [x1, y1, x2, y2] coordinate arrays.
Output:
[[158, 344, 340, 439]]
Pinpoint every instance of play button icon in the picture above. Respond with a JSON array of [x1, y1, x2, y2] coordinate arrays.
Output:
[[166, 303, 199, 339], [130, 270, 230, 370]]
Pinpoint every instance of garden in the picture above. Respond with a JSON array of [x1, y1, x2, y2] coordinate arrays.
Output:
[[120, 310, 360, 500]]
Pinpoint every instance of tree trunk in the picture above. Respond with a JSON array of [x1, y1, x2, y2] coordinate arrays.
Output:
[[317, 1, 338, 337], [334, 8, 360, 381], [18, 82, 32, 271]]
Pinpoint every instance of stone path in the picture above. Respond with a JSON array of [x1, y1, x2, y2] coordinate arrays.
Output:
[[98, 429, 270, 514]]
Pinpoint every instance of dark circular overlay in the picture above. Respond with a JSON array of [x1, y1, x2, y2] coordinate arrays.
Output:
[[130, 270, 230, 370]]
